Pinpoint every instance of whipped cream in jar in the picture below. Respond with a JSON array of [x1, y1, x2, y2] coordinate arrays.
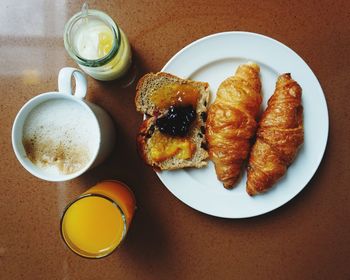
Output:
[[64, 8, 132, 81]]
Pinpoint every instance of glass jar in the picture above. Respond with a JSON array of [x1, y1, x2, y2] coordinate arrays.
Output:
[[64, 9, 132, 81]]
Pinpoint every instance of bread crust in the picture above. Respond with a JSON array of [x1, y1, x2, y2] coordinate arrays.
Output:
[[136, 118, 154, 168], [135, 72, 210, 170]]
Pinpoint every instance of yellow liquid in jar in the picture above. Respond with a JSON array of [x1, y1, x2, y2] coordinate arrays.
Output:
[[100, 28, 132, 80], [76, 21, 132, 81], [97, 30, 113, 58]]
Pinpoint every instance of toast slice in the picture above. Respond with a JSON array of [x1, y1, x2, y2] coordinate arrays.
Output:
[[135, 72, 210, 170]]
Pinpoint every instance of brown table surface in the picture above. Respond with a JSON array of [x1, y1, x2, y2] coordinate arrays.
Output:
[[1, 0, 349, 279]]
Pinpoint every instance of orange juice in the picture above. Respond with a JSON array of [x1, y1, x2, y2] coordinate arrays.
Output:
[[61, 181, 136, 258]]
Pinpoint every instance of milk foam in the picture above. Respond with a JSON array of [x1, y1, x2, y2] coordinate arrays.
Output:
[[22, 99, 99, 176]]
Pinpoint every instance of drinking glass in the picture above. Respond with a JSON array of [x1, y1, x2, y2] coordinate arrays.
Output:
[[61, 180, 136, 258]]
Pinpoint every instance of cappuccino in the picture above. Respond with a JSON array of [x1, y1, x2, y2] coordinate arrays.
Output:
[[22, 99, 99, 175]]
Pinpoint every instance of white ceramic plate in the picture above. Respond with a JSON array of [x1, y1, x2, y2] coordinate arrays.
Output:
[[158, 31, 328, 218]]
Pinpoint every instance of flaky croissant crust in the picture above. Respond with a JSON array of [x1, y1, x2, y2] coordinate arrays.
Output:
[[247, 73, 303, 195], [206, 63, 262, 188]]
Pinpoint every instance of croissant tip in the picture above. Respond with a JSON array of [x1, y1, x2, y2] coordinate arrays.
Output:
[[223, 183, 234, 189], [280, 73, 292, 80], [246, 61, 260, 71], [246, 187, 255, 196], [222, 175, 241, 189]]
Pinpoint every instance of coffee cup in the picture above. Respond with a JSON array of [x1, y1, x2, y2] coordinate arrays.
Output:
[[12, 67, 116, 182]]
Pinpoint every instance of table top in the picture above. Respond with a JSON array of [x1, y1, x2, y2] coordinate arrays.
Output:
[[1, 0, 349, 279]]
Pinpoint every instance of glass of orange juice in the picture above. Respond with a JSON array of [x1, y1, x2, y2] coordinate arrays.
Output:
[[60, 180, 136, 258]]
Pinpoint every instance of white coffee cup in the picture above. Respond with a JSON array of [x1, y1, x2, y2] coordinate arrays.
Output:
[[12, 67, 116, 182]]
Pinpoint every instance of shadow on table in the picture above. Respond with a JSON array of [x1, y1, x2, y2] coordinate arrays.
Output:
[[72, 49, 170, 266]]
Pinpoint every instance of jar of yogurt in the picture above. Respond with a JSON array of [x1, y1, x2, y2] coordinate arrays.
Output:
[[64, 8, 132, 81]]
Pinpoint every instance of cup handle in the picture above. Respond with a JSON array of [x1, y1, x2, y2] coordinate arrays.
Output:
[[58, 67, 87, 99]]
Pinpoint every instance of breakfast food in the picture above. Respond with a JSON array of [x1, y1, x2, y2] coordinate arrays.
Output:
[[206, 62, 262, 189], [246, 73, 303, 195], [135, 72, 210, 170]]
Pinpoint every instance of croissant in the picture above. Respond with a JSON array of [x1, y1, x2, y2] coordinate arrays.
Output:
[[246, 73, 303, 195], [206, 63, 262, 188]]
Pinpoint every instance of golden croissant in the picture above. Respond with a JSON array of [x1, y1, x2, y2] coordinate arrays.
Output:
[[246, 73, 303, 195], [206, 63, 262, 188]]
